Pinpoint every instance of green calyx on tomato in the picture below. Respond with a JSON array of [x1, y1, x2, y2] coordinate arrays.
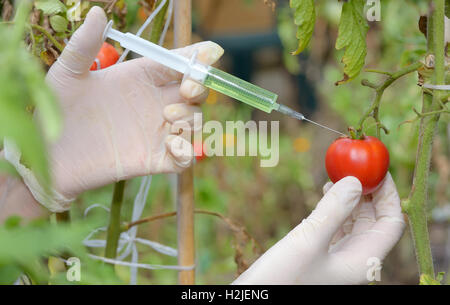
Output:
[[347, 126, 359, 140], [325, 135, 389, 195]]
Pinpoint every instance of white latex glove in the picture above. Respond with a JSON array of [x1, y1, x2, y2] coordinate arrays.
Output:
[[233, 173, 405, 284], [44, 7, 223, 201]]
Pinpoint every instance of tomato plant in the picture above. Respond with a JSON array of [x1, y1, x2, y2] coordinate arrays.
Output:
[[289, 0, 448, 282], [325, 136, 389, 195], [1, 0, 448, 285], [90, 42, 119, 71]]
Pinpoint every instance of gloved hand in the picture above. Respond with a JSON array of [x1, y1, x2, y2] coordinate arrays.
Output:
[[233, 173, 405, 284], [45, 7, 223, 202]]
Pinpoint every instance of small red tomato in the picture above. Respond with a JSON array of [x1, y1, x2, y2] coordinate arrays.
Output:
[[325, 136, 389, 195], [194, 141, 206, 162], [90, 42, 119, 71]]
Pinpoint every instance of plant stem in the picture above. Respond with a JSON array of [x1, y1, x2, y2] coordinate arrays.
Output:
[[364, 69, 392, 76], [405, 0, 446, 279], [406, 91, 438, 278], [122, 209, 264, 258], [30, 24, 64, 52], [104, 180, 126, 259], [122, 211, 177, 231], [124, 209, 249, 232], [27, 25, 37, 55], [104, 1, 168, 262], [1, 21, 64, 52], [358, 61, 422, 138], [416, 108, 449, 117]]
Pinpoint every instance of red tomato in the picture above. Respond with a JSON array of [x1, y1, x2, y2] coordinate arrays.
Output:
[[325, 136, 389, 195], [90, 42, 119, 71], [194, 141, 206, 162]]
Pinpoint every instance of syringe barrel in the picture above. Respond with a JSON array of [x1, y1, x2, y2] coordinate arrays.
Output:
[[106, 28, 210, 82], [105, 26, 278, 112], [203, 67, 278, 113]]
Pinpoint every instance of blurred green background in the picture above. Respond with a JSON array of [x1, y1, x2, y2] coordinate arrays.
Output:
[[0, 0, 448, 284]]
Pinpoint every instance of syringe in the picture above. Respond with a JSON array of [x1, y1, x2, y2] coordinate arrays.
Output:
[[103, 21, 345, 136]]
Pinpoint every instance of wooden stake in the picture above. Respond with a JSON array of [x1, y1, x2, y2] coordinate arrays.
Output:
[[174, 0, 195, 285]]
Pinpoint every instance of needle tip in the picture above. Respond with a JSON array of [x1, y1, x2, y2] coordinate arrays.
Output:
[[303, 118, 346, 136], [276, 104, 345, 136]]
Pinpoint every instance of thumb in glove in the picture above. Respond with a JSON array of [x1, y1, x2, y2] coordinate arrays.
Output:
[[233, 176, 362, 284], [55, 6, 106, 75]]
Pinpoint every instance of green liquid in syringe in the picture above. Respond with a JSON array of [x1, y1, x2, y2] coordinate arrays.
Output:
[[203, 67, 278, 113]]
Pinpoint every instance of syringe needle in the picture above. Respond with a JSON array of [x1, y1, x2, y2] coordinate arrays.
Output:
[[276, 104, 345, 136], [302, 117, 346, 136], [104, 24, 346, 137]]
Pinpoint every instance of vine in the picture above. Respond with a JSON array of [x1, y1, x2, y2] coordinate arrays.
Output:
[[404, 0, 447, 280], [104, 180, 125, 259], [359, 61, 423, 138], [29, 23, 64, 52], [122, 209, 264, 275]]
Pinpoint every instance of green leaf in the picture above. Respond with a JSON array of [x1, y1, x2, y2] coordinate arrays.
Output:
[[11, 0, 31, 48], [0, 222, 83, 284], [0, 265, 23, 284], [0, 218, 123, 284], [290, 0, 316, 55], [0, 223, 85, 264], [21, 51, 62, 142], [0, 7, 62, 190], [150, 0, 170, 44], [0, 97, 50, 187], [335, 0, 368, 85], [124, 0, 139, 26], [35, 0, 67, 15], [277, 7, 301, 74], [49, 15, 68, 33]]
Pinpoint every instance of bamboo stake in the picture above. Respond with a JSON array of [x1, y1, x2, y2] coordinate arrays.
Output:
[[174, 0, 195, 285]]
